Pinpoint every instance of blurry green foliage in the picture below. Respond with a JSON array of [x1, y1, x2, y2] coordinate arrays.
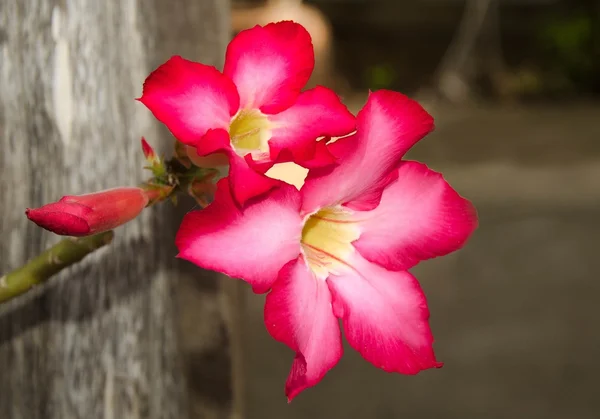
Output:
[[537, 4, 600, 93], [365, 64, 396, 90]]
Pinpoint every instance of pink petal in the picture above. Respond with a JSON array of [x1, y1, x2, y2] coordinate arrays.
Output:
[[246, 138, 336, 175], [301, 90, 434, 213], [326, 252, 442, 374], [342, 169, 399, 211], [265, 258, 343, 401], [175, 178, 303, 293], [266, 86, 355, 167], [299, 140, 338, 169], [193, 127, 233, 157], [228, 151, 280, 207], [194, 129, 280, 207], [139, 56, 240, 145], [353, 161, 478, 271], [223, 21, 314, 114]]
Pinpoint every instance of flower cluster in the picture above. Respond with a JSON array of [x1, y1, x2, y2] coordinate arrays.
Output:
[[26, 21, 477, 401], [142, 21, 477, 400], [138, 21, 356, 207]]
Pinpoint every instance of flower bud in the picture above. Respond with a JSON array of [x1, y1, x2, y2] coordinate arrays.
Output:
[[26, 187, 149, 236], [141, 137, 157, 161], [141, 137, 167, 178]]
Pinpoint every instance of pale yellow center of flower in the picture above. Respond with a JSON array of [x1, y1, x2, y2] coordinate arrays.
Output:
[[228, 109, 271, 153], [300, 206, 361, 279]]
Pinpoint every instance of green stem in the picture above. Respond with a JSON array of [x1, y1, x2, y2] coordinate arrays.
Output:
[[0, 231, 114, 304], [3, 152, 214, 305]]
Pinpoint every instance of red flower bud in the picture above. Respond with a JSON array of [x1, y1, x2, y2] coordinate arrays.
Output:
[[141, 137, 156, 161], [26, 187, 149, 236], [141, 137, 167, 177]]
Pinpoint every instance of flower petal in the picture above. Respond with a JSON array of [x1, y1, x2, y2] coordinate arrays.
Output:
[[228, 151, 280, 207], [265, 258, 343, 401], [193, 127, 233, 157], [299, 140, 338, 169], [175, 178, 302, 293], [327, 252, 442, 374], [193, 128, 280, 207], [353, 161, 478, 271], [223, 21, 314, 113], [266, 86, 356, 167], [246, 138, 336, 175], [139, 56, 240, 145], [301, 90, 434, 213]]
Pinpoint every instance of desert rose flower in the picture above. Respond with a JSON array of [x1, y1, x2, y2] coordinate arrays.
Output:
[[26, 187, 150, 236], [175, 90, 478, 400], [139, 21, 356, 206]]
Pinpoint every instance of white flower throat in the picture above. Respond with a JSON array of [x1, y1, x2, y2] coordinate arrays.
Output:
[[300, 206, 361, 279], [228, 108, 271, 154]]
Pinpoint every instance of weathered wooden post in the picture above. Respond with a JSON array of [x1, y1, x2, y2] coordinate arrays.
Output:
[[0, 0, 238, 418]]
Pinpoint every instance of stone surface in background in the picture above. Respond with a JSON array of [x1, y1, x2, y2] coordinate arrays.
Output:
[[241, 104, 600, 419]]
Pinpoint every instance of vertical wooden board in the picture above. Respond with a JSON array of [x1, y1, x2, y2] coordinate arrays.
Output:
[[0, 0, 234, 418]]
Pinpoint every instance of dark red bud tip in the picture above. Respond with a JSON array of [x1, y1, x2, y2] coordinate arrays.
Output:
[[26, 207, 91, 236], [141, 137, 156, 160]]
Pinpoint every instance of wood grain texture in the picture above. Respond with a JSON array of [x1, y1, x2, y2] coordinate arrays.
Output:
[[0, 0, 236, 418]]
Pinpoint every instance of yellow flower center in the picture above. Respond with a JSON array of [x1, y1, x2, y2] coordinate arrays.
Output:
[[300, 206, 361, 279], [228, 109, 271, 153]]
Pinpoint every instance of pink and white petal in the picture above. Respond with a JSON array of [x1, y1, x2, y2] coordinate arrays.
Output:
[[190, 128, 280, 206], [327, 252, 442, 374], [342, 169, 399, 211], [267, 86, 356, 165], [245, 153, 275, 174], [223, 21, 314, 114], [301, 90, 434, 213], [175, 178, 303, 293], [246, 138, 336, 175], [265, 258, 343, 401], [228, 151, 281, 207], [353, 161, 478, 271], [192, 127, 233, 157], [299, 140, 338, 170], [139, 56, 240, 145]]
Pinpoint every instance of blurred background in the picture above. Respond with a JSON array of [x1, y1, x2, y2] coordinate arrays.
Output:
[[231, 0, 600, 418], [1, 0, 599, 418]]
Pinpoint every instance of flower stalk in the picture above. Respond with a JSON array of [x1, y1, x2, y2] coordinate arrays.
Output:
[[8, 140, 218, 305], [0, 231, 114, 304]]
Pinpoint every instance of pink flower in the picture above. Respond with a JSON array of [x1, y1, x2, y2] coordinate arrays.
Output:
[[26, 187, 150, 236], [175, 90, 478, 400], [138, 21, 356, 206]]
